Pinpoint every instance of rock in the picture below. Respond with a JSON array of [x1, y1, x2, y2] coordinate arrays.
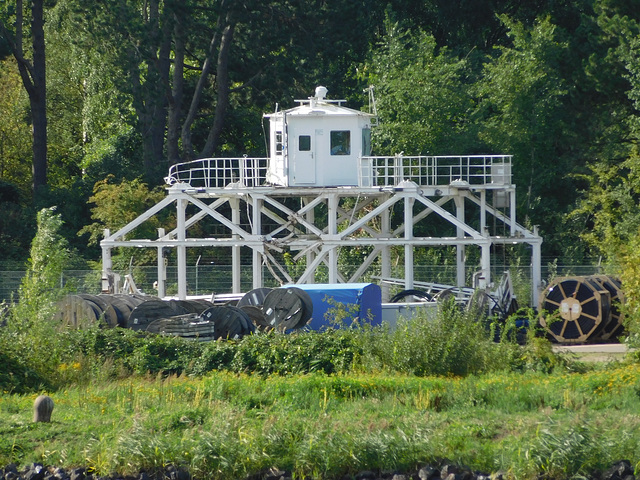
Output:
[[33, 395, 55, 423], [355, 471, 377, 480], [264, 468, 288, 480], [418, 465, 439, 480], [164, 465, 189, 480], [603, 460, 634, 480], [24, 463, 46, 480], [440, 465, 461, 478], [3, 464, 19, 475], [69, 467, 86, 480], [53, 467, 70, 480]]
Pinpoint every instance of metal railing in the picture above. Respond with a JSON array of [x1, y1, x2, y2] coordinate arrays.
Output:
[[165, 155, 512, 189], [358, 155, 512, 188], [165, 157, 269, 188]]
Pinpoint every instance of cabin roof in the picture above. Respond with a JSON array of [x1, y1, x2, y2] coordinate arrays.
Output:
[[265, 100, 375, 119]]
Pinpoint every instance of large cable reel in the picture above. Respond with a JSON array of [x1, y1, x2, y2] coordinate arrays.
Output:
[[538, 276, 612, 343], [586, 275, 625, 341]]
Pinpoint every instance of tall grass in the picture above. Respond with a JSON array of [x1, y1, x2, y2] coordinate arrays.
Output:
[[2, 368, 640, 479]]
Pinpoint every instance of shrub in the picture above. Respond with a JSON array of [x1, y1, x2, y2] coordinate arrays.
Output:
[[230, 328, 363, 376], [359, 298, 522, 376]]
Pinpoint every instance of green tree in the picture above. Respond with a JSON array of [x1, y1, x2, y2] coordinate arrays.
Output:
[[364, 20, 475, 156], [0, 0, 48, 194], [0, 58, 31, 193], [569, 4, 640, 259], [19, 206, 74, 306], [475, 16, 574, 256], [79, 176, 168, 268]]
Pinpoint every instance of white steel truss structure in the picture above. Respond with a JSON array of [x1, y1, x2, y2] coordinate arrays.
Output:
[[101, 154, 543, 305]]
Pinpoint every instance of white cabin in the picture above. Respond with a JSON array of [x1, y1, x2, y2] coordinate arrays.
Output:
[[265, 86, 376, 187]]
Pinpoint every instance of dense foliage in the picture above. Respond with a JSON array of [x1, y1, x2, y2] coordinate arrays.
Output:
[[0, 0, 639, 262]]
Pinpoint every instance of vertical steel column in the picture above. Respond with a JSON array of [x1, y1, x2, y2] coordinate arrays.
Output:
[[177, 197, 187, 299], [532, 227, 542, 306], [304, 197, 316, 284], [479, 192, 490, 290], [381, 202, 391, 302], [252, 195, 263, 289], [510, 189, 517, 236], [101, 229, 112, 293], [230, 197, 241, 293], [157, 228, 166, 298], [404, 195, 414, 291], [480, 190, 486, 235], [480, 242, 491, 290], [328, 194, 338, 283], [455, 196, 466, 287]]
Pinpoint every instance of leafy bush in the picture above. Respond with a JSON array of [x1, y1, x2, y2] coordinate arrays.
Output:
[[0, 350, 51, 394], [358, 299, 523, 376], [229, 328, 363, 376]]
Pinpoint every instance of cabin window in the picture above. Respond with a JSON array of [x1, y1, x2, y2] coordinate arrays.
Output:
[[330, 130, 350, 155], [299, 135, 311, 151], [275, 131, 283, 155], [362, 128, 372, 156]]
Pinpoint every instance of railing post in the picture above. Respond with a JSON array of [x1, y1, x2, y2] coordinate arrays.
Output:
[[394, 153, 403, 184], [455, 196, 466, 287]]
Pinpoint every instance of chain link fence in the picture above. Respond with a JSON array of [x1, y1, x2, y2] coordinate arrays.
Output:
[[1, 262, 607, 305]]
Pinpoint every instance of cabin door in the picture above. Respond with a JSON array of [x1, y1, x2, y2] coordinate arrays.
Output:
[[292, 130, 316, 185]]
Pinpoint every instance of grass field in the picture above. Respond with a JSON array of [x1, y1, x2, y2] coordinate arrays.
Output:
[[2, 364, 640, 480]]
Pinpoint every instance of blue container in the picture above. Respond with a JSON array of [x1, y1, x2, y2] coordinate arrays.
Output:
[[287, 283, 382, 330]]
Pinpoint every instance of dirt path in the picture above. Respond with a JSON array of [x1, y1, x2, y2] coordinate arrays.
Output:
[[552, 343, 633, 362]]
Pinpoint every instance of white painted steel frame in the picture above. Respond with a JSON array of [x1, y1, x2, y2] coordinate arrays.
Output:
[[101, 181, 543, 305]]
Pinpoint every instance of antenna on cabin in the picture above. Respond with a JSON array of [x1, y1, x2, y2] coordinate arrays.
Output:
[[366, 85, 377, 116], [365, 85, 378, 126], [315, 86, 328, 100]]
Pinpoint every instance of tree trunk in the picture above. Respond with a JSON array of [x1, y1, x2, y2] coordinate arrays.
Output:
[[167, 15, 185, 165], [180, 0, 230, 161], [2, 0, 48, 195], [200, 21, 235, 158], [31, 0, 47, 193], [134, 0, 174, 183]]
